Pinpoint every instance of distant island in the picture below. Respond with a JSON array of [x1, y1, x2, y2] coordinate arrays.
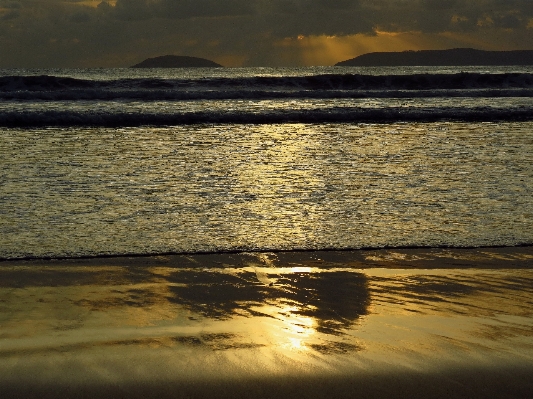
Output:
[[335, 48, 533, 66], [131, 55, 223, 68]]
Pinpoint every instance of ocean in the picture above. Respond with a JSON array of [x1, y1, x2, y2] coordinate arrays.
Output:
[[1, 66, 532, 259], [2, 67, 533, 398]]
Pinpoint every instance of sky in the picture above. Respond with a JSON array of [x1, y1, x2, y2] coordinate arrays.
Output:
[[1, 0, 533, 68]]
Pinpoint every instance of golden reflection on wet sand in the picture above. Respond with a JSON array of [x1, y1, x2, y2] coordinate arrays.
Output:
[[0, 248, 532, 398]]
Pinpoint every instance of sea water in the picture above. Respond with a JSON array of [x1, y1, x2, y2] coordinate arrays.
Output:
[[0, 66, 532, 259]]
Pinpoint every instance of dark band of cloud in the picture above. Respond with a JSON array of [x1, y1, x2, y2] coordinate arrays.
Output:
[[1, 0, 532, 67]]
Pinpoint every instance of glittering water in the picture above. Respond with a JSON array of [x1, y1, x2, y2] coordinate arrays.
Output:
[[1, 121, 531, 259]]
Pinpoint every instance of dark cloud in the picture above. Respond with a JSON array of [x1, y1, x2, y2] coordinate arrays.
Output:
[[111, 0, 152, 21], [0, 1, 21, 20], [1, 1, 21, 7], [262, 0, 359, 13], [111, 0, 254, 20], [97, 1, 113, 11], [1, 10, 18, 20], [70, 10, 91, 23], [1, 0, 533, 67], [156, 0, 254, 18], [420, 0, 458, 10]]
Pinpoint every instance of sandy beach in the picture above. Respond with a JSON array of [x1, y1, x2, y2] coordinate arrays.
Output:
[[1, 246, 533, 398]]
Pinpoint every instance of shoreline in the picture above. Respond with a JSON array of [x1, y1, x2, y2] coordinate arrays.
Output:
[[1, 245, 532, 269]]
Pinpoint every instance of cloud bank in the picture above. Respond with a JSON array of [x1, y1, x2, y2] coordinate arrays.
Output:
[[1, 0, 532, 67]]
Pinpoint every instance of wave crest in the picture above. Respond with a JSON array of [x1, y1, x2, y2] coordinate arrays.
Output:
[[2, 73, 533, 101]]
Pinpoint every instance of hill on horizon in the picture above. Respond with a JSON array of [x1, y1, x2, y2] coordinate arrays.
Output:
[[131, 55, 223, 68], [336, 48, 533, 67]]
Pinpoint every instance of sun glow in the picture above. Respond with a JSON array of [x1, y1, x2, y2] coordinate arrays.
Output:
[[275, 304, 317, 350], [275, 31, 439, 66], [273, 28, 527, 66]]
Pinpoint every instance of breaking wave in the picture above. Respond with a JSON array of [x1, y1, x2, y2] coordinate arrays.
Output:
[[3, 72, 533, 126], [2, 72, 533, 101]]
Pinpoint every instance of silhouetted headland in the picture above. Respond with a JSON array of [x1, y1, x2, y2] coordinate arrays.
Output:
[[131, 55, 223, 68], [336, 48, 533, 66]]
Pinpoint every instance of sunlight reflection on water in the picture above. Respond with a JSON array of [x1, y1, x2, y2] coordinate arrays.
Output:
[[1, 121, 532, 258], [1, 252, 532, 361]]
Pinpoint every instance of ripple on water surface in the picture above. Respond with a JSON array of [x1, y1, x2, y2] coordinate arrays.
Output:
[[0, 122, 532, 258]]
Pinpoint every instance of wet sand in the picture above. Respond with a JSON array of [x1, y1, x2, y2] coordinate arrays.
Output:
[[1, 247, 533, 398]]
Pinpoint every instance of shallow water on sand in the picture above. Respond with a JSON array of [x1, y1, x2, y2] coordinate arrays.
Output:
[[1, 122, 532, 258], [1, 249, 532, 398]]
